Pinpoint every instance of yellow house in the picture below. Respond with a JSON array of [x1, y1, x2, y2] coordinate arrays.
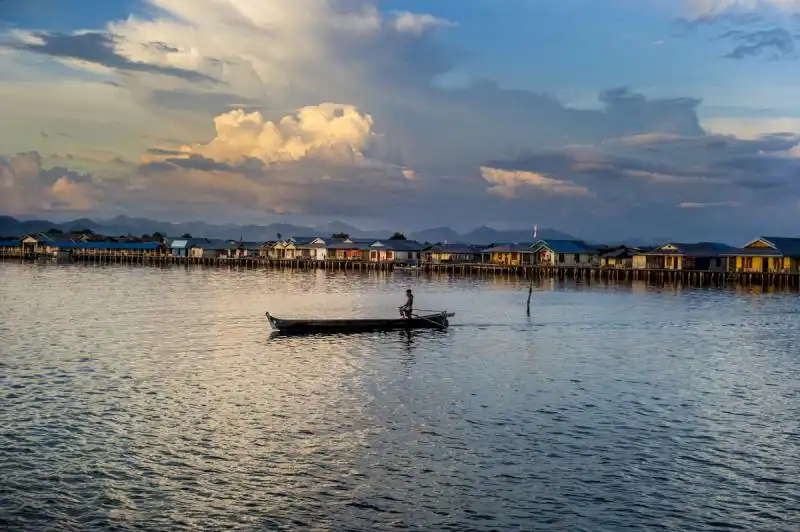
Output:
[[481, 243, 534, 266], [271, 240, 298, 259], [722, 237, 800, 273]]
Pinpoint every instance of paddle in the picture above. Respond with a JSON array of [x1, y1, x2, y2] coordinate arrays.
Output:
[[411, 312, 448, 328]]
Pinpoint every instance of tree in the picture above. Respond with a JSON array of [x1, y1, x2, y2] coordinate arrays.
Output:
[[181, 233, 192, 238], [74, 228, 94, 235], [46, 228, 63, 235], [389, 232, 406, 240], [332, 232, 349, 239], [276, 232, 282, 241], [152, 232, 165, 242]]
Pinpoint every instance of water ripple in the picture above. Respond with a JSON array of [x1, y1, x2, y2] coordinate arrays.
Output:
[[1, 263, 799, 530]]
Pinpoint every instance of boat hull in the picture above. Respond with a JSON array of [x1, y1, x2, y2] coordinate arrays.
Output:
[[265, 311, 454, 335]]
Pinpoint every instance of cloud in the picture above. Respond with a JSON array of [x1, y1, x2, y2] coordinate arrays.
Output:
[[679, 201, 741, 207], [682, 0, 800, 60], [3, 0, 800, 239], [685, 0, 800, 21], [480, 166, 590, 198], [391, 12, 456, 34], [1, 31, 217, 82], [480, 130, 800, 236], [720, 27, 797, 59], [0, 152, 103, 215], [175, 103, 377, 165], [130, 102, 417, 218]]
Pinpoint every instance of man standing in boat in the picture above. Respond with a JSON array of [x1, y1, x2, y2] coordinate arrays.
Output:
[[399, 289, 414, 318]]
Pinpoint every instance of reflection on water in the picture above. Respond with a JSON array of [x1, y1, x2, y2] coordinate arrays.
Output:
[[2, 262, 799, 531]]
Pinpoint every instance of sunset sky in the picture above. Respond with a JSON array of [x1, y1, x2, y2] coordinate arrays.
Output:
[[2, 0, 800, 240]]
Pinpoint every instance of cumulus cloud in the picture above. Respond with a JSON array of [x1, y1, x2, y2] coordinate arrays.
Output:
[[480, 166, 589, 198], [132, 102, 417, 218], [0, 152, 103, 214], [175, 103, 377, 165]]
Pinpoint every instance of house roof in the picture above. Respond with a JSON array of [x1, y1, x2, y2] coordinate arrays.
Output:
[[170, 238, 211, 248], [429, 243, 481, 254], [228, 240, 262, 249], [289, 236, 320, 245], [372, 239, 425, 251], [601, 247, 637, 259], [644, 242, 738, 257], [481, 242, 534, 253], [0, 240, 21, 247], [747, 236, 800, 256], [327, 241, 372, 250], [55, 241, 162, 250], [532, 239, 599, 254], [194, 239, 229, 250]]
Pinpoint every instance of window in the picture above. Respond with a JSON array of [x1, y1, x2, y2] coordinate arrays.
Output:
[[745, 257, 753, 269], [574, 253, 580, 263], [558, 253, 565, 263]]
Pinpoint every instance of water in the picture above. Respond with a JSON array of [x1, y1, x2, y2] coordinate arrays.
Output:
[[1, 262, 799, 531]]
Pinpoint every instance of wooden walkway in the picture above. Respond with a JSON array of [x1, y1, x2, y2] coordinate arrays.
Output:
[[2, 253, 799, 287]]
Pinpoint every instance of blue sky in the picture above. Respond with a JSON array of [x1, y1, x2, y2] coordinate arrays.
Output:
[[2, 0, 800, 241]]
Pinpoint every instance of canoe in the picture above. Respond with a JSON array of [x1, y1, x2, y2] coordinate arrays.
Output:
[[265, 311, 455, 334]]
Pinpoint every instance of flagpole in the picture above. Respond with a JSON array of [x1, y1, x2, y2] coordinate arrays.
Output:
[[527, 223, 537, 316]]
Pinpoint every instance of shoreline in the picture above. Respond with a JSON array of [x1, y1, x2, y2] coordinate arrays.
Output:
[[2, 254, 799, 289]]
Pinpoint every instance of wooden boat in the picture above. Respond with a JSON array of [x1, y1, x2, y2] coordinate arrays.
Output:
[[265, 311, 455, 334]]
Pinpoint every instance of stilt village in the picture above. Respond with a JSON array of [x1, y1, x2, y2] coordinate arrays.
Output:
[[3, 229, 800, 288]]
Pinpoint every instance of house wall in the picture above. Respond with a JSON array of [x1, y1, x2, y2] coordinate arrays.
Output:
[[297, 247, 327, 260], [329, 249, 363, 260], [633, 255, 666, 269], [602, 257, 633, 268], [490, 252, 532, 266], [190, 247, 222, 258], [731, 255, 795, 273], [428, 252, 478, 263], [0, 244, 23, 256], [272, 244, 297, 259], [666, 255, 727, 272], [369, 249, 395, 262], [395, 251, 420, 263], [539, 250, 597, 267]]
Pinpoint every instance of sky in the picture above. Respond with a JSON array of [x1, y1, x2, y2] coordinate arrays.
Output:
[[2, 0, 800, 241]]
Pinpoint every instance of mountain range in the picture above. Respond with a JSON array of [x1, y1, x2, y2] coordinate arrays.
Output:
[[0, 215, 581, 245]]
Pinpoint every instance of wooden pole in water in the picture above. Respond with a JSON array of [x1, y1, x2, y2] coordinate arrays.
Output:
[[527, 224, 537, 316]]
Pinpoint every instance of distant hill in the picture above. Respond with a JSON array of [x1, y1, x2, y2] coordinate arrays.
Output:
[[0, 214, 579, 245]]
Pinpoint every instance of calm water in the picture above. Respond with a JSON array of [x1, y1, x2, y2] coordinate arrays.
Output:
[[1, 262, 799, 531]]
